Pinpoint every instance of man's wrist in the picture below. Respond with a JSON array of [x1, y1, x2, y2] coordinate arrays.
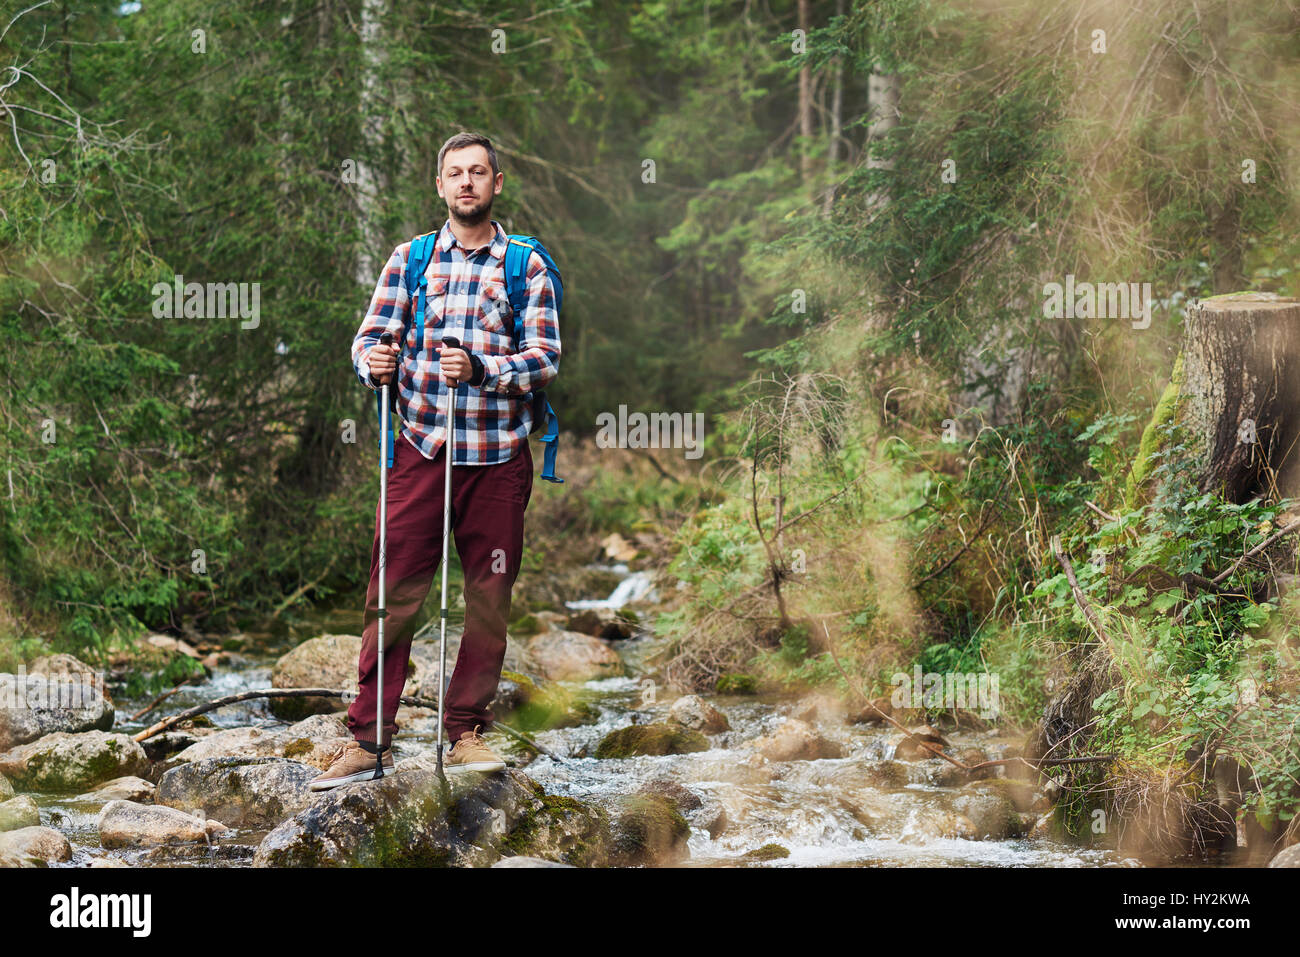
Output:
[[467, 351, 486, 387]]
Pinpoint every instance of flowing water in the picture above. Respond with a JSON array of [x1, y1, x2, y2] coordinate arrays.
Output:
[[30, 564, 1139, 868]]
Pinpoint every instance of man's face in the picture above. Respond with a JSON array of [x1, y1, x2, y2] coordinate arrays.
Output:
[[437, 145, 504, 224]]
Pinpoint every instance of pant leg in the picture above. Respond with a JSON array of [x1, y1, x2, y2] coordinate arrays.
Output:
[[442, 441, 533, 741], [347, 436, 445, 747]]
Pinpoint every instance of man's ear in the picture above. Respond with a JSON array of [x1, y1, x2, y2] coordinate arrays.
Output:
[[435, 176, 445, 200], [493, 172, 504, 196]]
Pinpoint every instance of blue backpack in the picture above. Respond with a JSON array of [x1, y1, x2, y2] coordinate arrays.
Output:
[[376, 232, 564, 483]]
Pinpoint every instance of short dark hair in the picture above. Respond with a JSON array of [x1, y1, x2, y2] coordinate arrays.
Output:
[[437, 131, 499, 179]]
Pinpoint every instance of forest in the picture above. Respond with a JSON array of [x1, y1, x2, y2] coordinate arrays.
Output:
[[2, 0, 1300, 873]]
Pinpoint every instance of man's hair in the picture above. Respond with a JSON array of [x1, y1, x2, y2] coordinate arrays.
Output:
[[437, 131, 499, 179]]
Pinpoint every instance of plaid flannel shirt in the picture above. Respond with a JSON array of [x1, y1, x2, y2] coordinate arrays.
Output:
[[351, 220, 561, 466]]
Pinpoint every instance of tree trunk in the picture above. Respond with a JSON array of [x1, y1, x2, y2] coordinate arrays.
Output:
[[355, 0, 389, 286], [797, 0, 813, 189], [1177, 293, 1300, 503], [822, 0, 844, 216]]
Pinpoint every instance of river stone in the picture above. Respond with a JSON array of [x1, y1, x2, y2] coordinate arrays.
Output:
[[0, 774, 11, 800], [890, 725, 952, 761], [565, 608, 634, 641], [668, 695, 729, 734], [157, 757, 318, 828], [269, 634, 364, 719], [639, 779, 702, 812], [609, 794, 690, 867], [491, 855, 575, 868], [98, 799, 230, 848], [524, 630, 624, 682], [0, 795, 40, 831], [753, 719, 845, 762], [166, 714, 350, 771], [0, 825, 71, 865], [900, 808, 977, 843], [0, 731, 149, 791], [952, 790, 1025, 840], [1268, 844, 1300, 867], [0, 672, 114, 751], [595, 722, 708, 758], [253, 766, 609, 868], [75, 775, 157, 803], [688, 801, 728, 840]]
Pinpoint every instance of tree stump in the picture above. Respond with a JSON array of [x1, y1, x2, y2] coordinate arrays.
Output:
[[1176, 293, 1300, 503]]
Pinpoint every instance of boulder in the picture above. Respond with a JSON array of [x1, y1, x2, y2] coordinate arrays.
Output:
[[668, 695, 729, 734], [900, 809, 977, 843], [76, 776, 156, 803], [157, 757, 318, 828], [0, 795, 40, 831], [689, 802, 728, 840], [166, 714, 350, 771], [0, 672, 114, 751], [144, 633, 201, 659], [1268, 844, 1300, 868], [952, 790, 1026, 840], [525, 630, 624, 682], [98, 800, 230, 849], [0, 774, 11, 800], [496, 671, 599, 732], [0, 825, 70, 865], [269, 634, 364, 720], [0, 731, 148, 791], [890, 725, 952, 761], [609, 794, 690, 867], [253, 766, 609, 868], [639, 779, 702, 812], [752, 719, 845, 762], [595, 723, 709, 759], [741, 843, 790, 862]]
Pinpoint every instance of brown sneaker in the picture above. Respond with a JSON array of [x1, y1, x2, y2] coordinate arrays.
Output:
[[446, 727, 506, 773], [308, 740, 395, 791]]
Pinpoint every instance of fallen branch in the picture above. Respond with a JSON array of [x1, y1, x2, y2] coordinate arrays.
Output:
[[131, 687, 563, 763], [1051, 534, 1113, 647]]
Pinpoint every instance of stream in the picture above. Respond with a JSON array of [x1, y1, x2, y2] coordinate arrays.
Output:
[[29, 565, 1139, 868]]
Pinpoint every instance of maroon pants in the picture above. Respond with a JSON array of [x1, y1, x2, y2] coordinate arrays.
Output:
[[346, 433, 532, 747]]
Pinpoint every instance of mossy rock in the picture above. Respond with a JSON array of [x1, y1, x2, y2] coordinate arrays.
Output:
[[595, 722, 709, 759], [742, 843, 790, 862], [508, 614, 543, 636], [610, 795, 690, 866], [715, 673, 758, 695], [499, 670, 599, 731]]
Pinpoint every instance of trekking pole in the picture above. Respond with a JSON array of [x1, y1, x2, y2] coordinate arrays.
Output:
[[435, 336, 461, 779], [373, 331, 395, 780]]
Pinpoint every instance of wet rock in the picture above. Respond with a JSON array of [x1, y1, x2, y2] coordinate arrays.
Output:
[[0, 825, 71, 865], [98, 799, 230, 848], [741, 843, 790, 862], [791, 694, 845, 726], [753, 719, 845, 762], [140, 730, 204, 763], [952, 790, 1026, 840], [495, 670, 599, 731], [144, 633, 202, 659], [901, 808, 977, 843], [689, 802, 728, 840], [76, 776, 156, 803], [1029, 811, 1061, 841], [668, 695, 729, 734], [1268, 844, 1300, 868], [0, 795, 40, 831], [0, 672, 114, 751], [144, 843, 256, 864], [0, 774, 11, 800], [157, 757, 318, 828], [253, 766, 609, 868], [0, 731, 149, 791], [491, 855, 575, 868], [166, 714, 350, 771], [639, 779, 702, 812], [595, 722, 708, 758], [890, 725, 951, 761], [849, 696, 896, 725], [610, 794, 690, 867], [525, 630, 624, 682], [565, 608, 634, 641]]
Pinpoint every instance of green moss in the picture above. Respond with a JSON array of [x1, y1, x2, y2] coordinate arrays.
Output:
[[715, 673, 758, 695], [282, 738, 314, 759], [509, 614, 542, 635], [595, 722, 709, 759], [611, 795, 690, 865], [501, 670, 600, 731], [742, 843, 790, 861], [1123, 352, 1183, 509]]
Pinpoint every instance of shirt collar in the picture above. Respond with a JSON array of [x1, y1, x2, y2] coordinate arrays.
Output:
[[436, 219, 508, 261]]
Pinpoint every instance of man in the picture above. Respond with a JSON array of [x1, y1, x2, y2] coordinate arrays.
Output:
[[310, 131, 560, 789]]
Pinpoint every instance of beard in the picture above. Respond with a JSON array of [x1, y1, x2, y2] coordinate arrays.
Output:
[[449, 192, 493, 226]]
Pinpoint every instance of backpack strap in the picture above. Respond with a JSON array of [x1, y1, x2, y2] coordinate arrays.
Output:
[[376, 231, 437, 470], [504, 235, 564, 483]]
